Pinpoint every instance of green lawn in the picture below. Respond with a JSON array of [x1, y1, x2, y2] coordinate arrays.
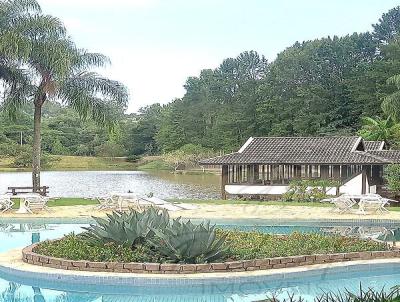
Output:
[[11, 197, 98, 209]]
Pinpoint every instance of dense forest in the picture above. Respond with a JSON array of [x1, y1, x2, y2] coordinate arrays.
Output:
[[3, 6, 400, 162]]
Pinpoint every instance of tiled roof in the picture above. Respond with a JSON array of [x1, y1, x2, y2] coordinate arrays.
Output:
[[364, 141, 385, 151], [200, 136, 400, 165]]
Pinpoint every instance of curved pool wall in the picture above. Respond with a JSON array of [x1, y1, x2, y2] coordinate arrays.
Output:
[[0, 262, 399, 300]]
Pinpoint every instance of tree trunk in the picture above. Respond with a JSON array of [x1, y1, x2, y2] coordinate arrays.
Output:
[[32, 103, 42, 192]]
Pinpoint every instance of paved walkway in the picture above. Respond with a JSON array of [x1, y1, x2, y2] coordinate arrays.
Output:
[[0, 204, 399, 221]]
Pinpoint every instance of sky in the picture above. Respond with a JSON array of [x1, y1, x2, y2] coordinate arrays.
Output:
[[38, 0, 400, 113]]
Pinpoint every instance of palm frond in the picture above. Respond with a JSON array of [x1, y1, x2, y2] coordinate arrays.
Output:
[[57, 72, 128, 126], [387, 74, 400, 90], [1, 83, 33, 120], [10, 14, 66, 38], [383, 90, 400, 120], [62, 72, 128, 106], [73, 51, 110, 72]]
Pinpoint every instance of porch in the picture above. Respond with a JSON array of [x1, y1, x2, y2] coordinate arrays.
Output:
[[220, 164, 384, 199]]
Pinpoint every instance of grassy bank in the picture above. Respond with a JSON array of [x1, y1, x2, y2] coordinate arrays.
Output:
[[11, 197, 98, 209], [0, 155, 137, 172]]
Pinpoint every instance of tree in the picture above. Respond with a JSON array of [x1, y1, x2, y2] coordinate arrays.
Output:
[[385, 164, 400, 196], [358, 116, 400, 146], [380, 37, 400, 121], [373, 6, 400, 44], [0, 0, 128, 190]]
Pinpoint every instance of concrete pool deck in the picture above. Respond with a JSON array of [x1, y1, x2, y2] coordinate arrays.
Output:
[[1, 248, 400, 286], [0, 204, 400, 221]]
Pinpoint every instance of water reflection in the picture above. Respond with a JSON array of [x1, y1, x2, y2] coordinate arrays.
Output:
[[322, 226, 400, 242], [0, 223, 86, 253], [0, 171, 219, 199]]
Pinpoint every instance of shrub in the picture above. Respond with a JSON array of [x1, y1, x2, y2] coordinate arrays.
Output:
[[126, 154, 141, 162], [13, 148, 55, 168], [385, 164, 400, 196], [283, 179, 340, 202]]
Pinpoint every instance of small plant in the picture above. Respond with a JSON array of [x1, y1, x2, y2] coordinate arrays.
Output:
[[283, 179, 340, 202], [148, 218, 228, 264]]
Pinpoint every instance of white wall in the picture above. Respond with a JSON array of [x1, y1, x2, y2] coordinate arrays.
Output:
[[225, 173, 367, 196]]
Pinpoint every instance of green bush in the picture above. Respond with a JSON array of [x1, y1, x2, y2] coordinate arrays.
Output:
[[385, 164, 400, 196], [13, 149, 56, 168], [283, 179, 340, 202], [126, 154, 141, 162]]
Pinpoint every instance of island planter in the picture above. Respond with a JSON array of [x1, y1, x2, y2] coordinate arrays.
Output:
[[21, 243, 400, 274]]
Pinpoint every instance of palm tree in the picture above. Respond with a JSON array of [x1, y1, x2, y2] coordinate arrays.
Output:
[[0, 0, 128, 191], [358, 116, 400, 146]]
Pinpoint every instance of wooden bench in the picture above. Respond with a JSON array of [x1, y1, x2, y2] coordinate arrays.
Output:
[[7, 186, 49, 196]]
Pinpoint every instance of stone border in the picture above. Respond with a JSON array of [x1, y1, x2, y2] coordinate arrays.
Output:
[[21, 243, 400, 274]]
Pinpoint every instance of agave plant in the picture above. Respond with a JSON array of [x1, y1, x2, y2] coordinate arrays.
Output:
[[148, 218, 228, 264], [81, 207, 169, 249]]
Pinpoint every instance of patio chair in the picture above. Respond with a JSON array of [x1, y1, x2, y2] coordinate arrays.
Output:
[[358, 196, 389, 215], [25, 196, 50, 213], [0, 195, 14, 213], [96, 195, 119, 210], [330, 195, 357, 213]]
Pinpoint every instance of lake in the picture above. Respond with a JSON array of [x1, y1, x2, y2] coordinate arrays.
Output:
[[0, 170, 220, 199]]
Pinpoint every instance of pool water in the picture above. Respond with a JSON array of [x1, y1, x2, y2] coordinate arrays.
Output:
[[0, 221, 399, 302], [0, 223, 87, 253]]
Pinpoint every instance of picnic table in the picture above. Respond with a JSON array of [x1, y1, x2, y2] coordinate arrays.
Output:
[[8, 186, 49, 196]]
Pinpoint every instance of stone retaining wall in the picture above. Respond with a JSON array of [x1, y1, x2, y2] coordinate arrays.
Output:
[[22, 244, 400, 274]]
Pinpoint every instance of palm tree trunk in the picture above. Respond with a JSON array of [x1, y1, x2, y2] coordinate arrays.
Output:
[[32, 102, 42, 192]]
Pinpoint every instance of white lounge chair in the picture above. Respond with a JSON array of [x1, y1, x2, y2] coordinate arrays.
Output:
[[96, 196, 119, 210], [0, 195, 14, 213], [24, 196, 49, 213], [331, 195, 357, 213], [358, 195, 389, 214]]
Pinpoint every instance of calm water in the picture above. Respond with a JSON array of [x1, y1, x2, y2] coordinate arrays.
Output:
[[0, 222, 399, 301], [0, 170, 219, 199]]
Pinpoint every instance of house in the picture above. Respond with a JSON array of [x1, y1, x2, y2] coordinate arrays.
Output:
[[199, 136, 400, 199]]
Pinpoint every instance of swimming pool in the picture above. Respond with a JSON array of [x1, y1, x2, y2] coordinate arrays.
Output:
[[0, 220, 399, 302]]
